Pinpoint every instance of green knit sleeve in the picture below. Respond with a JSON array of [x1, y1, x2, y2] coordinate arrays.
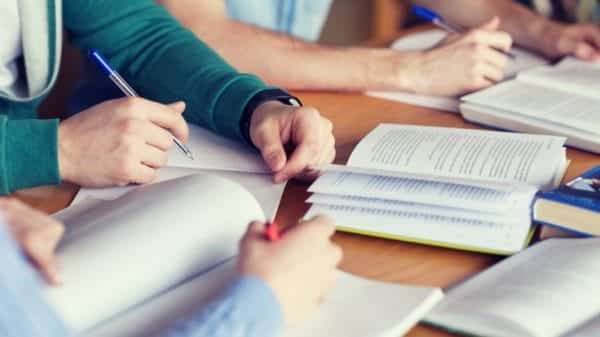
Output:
[[0, 116, 61, 195], [62, 0, 273, 142]]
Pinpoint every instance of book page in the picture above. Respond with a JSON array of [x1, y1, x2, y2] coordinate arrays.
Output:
[[83, 259, 443, 337], [348, 124, 566, 189], [427, 238, 600, 337], [308, 171, 537, 213], [168, 124, 269, 173], [518, 57, 600, 99], [366, 30, 548, 112], [305, 204, 532, 253], [66, 167, 285, 220], [567, 315, 600, 337], [307, 193, 528, 224], [44, 174, 265, 333], [463, 81, 600, 136]]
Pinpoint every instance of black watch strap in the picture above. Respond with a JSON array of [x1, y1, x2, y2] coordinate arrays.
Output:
[[240, 89, 303, 147]]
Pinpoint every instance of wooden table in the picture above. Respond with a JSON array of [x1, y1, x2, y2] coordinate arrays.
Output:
[[13, 91, 600, 337]]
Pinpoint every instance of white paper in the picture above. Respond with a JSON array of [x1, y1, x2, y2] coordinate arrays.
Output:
[[308, 171, 536, 213], [348, 124, 566, 189], [307, 193, 526, 224], [167, 124, 269, 173], [69, 167, 285, 220], [306, 203, 531, 253], [83, 259, 443, 337], [44, 175, 266, 333], [366, 30, 549, 112], [427, 238, 600, 337], [463, 81, 600, 136]]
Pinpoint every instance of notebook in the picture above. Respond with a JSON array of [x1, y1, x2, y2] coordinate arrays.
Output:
[[47, 174, 444, 337], [461, 57, 600, 153], [426, 238, 600, 337], [533, 166, 600, 237], [366, 30, 549, 112], [305, 124, 569, 254], [69, 123, 285, 219]]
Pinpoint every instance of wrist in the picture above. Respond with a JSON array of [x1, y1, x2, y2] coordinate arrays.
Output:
[[525, 18, 564, 57], [57, 123, 75, 183]]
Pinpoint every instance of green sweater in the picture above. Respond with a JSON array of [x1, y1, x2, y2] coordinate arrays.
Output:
[[0, 0, 271, 195]]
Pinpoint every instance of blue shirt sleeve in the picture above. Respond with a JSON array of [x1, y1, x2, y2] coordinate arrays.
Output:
[[0, 223, 283, 337]]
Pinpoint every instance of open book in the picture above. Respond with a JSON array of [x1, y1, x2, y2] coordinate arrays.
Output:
[[48, 174, 443, 337], [461, 57, 600, 153], [367, 30, 549, 112], [305, 124, 569, 254], [426, 238, 600, 337]]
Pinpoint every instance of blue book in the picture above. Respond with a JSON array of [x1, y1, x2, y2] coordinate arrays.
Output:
[[533, 166, 600, 237]]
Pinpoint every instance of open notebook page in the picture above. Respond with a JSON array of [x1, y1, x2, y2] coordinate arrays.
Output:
[[426, 238, 600, 337], [305, 204, 532, 254], [366, 30, 548, 112], [308, 171, 537, 213], [347, 124, 567, 190], [68, 167, 285, 221], [463, 81, 600, 136], [518, 57, 600, 100], [167, 124, 269, 173], [81, 259, 442, 337], [44, 175, 265, 333]]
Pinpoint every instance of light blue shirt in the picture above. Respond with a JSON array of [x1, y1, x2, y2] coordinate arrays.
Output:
[[225, 0, 333, 41], [0, 223, 283, 337]]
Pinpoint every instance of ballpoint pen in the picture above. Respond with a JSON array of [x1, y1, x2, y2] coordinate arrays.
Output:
[[88, 49, 194, 160], [412, 6, 517, 59]]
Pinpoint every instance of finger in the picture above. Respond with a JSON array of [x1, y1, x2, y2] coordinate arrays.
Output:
[[478, 16, 500, 32], [302, 215, 337, 237], [479, 62, 505, 83], [145, 102, 189, 143], [143, 123, 174, 152], [574, 42, 596, 61], [252, 121, 288, 173], [466, 30, 513, 52], [476, 46, 509, 71], [274, 141, 319, 183], [140, 145, 168, 169], [130, 164, 158, 185], [24, 224, 64, 285]]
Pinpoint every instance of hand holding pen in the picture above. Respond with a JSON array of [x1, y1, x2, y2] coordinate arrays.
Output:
[[413, 7, 517, 59]]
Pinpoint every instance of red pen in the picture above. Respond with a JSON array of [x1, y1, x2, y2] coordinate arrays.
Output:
[[265, 221, 281, 242]]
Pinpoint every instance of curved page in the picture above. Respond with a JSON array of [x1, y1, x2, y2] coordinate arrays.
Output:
[[44, 174, 265, 333]]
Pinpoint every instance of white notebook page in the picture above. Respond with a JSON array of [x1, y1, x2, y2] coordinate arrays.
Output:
[[347, 124, 566, 189], [427, 238, 600, 337]]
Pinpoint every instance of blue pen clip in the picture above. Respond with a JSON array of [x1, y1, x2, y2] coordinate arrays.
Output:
[[412, 6, 441, 22]]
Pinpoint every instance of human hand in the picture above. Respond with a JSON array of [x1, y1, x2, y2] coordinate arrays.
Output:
[[538, 22, 600, 61], [404, 17, 512, 96], [0, 198, 64, 285], [250, 101, 335, 183], [58, 98, 189, 187], [237, 216, 342, 325]]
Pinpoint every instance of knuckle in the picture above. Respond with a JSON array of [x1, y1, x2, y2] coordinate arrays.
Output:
[[118, 119, 139, 134], [115, 160, 136, 181]]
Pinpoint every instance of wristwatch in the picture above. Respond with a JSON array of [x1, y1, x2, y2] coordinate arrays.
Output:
[[240, 89, 303, 146]]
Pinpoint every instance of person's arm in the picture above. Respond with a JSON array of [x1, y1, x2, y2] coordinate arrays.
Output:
[[411, 0, 600, 60], [158, 0, 510, 96]]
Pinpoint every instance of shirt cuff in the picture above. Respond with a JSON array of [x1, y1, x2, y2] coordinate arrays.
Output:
[[225, 275, 284, 337], [1, 118, 61, 194]]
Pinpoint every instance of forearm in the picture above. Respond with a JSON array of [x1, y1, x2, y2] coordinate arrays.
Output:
[[162, 276, 283, 337], [410, 0, 553, 53], [162, 5, 420, 92]]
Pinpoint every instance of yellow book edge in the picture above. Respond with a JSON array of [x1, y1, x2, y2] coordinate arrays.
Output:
[[336, 225, 537, 256]]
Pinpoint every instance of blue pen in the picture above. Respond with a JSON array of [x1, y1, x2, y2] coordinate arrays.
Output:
[[88, 49, 194, 160], [412, 6, 516, 59]]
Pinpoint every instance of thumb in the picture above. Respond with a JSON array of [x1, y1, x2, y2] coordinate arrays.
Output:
[[479, 16, 500, 31], [167, 101, 186, 114], [254, 128, 287, 173]]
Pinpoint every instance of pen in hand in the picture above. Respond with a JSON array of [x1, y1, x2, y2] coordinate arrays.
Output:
[[265, 221, 281, 242], [88, 49, 194, 160], [412, 6, 517, 60]]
